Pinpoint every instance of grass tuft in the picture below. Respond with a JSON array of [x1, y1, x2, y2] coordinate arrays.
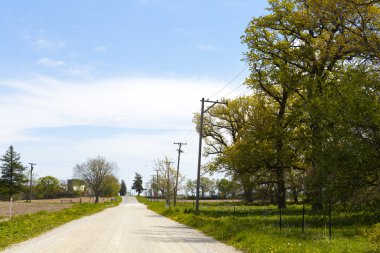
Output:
[[0, 197, 121, 250], [137, 197, 379, 253]]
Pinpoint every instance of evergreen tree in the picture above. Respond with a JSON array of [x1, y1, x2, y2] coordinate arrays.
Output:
[[131, 173, 144, 196], [119, 180, 127, 196], [0, 145, 28, 201]]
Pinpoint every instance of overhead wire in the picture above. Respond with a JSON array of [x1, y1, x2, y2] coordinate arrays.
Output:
[[171, 64, 250, 158], [222, 83, 245, 98], [207, 65, 248, 100]]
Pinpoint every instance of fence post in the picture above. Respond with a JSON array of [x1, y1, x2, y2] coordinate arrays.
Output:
[[329, 202, 332, 239], [302, 202, 305, 233], [9, 197, 12, 220]]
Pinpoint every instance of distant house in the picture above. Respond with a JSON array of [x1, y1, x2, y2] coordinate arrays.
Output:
[[67, 179, 86, 193]]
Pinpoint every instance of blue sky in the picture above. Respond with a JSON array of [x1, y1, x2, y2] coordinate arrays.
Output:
[[0, 0, 269, 190]]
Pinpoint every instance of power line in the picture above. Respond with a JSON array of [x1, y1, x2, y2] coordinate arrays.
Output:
[[208, 65, 248, 100], [177, 65, 249, 144], [223, 83, 245, 98], [237, 87, 251, 97]]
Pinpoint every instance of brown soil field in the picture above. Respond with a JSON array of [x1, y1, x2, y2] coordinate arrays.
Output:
[[0, 197, 114, 218], [0, 202, 71, 218]]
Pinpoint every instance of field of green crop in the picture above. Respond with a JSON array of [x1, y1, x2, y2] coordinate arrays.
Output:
[[138, 197, 379, 253]]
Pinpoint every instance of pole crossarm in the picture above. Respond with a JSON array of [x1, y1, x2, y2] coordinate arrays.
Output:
[[203, 99, 228, 114]]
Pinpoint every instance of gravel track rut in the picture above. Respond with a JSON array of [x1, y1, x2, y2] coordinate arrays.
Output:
[[2, 196, 241, 253]]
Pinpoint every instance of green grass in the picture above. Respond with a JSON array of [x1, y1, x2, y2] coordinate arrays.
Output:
[[138, 197, 379, 253], [0, 196, 121, 251]]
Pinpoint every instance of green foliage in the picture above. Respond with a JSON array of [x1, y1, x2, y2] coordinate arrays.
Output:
[[131, 172, 144, 196], [100, 175, 120, 197], [217, 179, 240, 198], [199, 177, 214, 198], [0, 146, 28, 200], [119, 180, 127, 196], [35, 176, 64, 199], [0, 197, 121, 250], [217, 179, 231, 198], [138, 197, 379, 252], [362, 223, 380, 244], [185, 179, 196, 197], [73, 156, 117, 203], [193, 0, 380, 211]]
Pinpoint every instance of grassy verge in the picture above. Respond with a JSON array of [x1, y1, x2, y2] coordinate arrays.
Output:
[[0, 196, 121, 251], [137, 197, 379, 253]]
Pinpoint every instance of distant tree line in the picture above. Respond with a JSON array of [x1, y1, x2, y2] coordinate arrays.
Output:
[[0, 147, 124, 202]]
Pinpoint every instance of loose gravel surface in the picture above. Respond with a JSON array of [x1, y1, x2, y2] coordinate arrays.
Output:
[[2, 196, 241, 253]]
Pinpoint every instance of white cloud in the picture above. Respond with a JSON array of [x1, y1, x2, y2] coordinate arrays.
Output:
[[0, 75, 223, 137], [196, 44, 221, 52], [94, 46, 107, 52], [37, 58, 65, 67], [34, 39, 65, 49], [35, 58, 91, 77], [0, 75, 224, 185]]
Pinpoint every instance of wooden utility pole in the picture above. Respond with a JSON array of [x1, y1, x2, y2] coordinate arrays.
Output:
[[28, 163, 36, 202], [196, 98, 227, 211], [155, 169, 159, 202], [165, 160, 174, 208], [173, 142, 187, 207]]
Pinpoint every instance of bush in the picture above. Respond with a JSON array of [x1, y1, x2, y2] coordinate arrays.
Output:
[[363, 223, 380, 244]]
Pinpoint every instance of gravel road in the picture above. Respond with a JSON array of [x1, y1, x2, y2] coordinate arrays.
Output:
[[2, 196, 241, 253]]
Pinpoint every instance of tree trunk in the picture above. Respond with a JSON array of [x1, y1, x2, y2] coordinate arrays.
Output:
[[293, 190, 299, 204], [242, 183, 254, 204], [309, 80, 324, 211], [275, 92, 288, 209], [276, 166, 286, 208], [95, 194, 99, 203]]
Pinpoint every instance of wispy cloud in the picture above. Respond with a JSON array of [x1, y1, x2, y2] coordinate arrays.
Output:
[[35, 58, 91, 77], [64, 64, 91, 77], [0, 75, 221, 181], [0, 75, 223, 139], [172, 27, 199, 36], [37, 58, 65, 67], [34, 38, 65, 49], [93, 46, 107, 52], [196, 44, 221, 52]]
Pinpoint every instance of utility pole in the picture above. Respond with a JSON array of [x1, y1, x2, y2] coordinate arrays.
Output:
[[155, 169, 159, 202], [151, 174, 155, 202], [174, 142, 187, 207], [196, 98, 227, 212], [28, 163, 36, 202], [165, 160, 174, 208]]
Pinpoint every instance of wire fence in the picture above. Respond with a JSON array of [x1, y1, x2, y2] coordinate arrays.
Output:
[[146, 197, 379, 240]]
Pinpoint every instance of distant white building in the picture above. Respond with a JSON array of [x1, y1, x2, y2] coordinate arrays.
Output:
[[67, 179, 86, 193]]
